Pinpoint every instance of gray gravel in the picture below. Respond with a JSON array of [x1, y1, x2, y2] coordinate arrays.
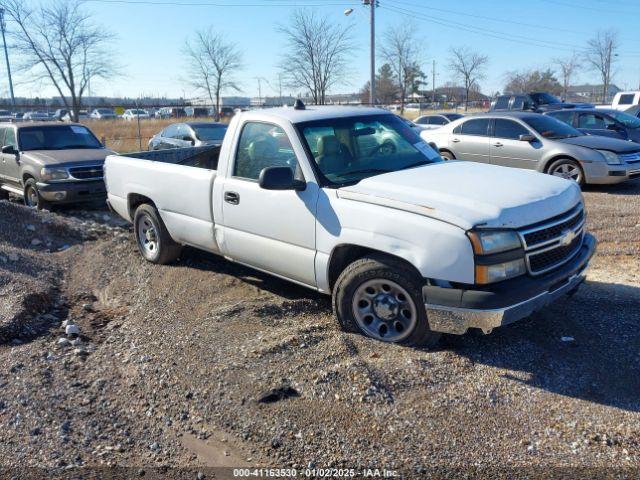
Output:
[[0, 181, 639, 476]]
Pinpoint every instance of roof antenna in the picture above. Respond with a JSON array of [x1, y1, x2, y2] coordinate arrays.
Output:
[[293, 99, 305, 110]]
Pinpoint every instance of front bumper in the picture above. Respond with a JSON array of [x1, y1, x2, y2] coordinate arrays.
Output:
[[582, 161, 640, 184], [37, 180, 107, 204], [423, 233, 596, 335]]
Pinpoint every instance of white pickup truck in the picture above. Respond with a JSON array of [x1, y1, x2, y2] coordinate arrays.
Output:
[[105, 104, 596, 346]]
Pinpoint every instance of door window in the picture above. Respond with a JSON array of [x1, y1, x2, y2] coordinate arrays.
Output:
[[460, 118, 490, 136], [428, 116, 448, 125], [494, 119, 530, 140], [233, 122, 297, 181], [4, 128, 16, 148], [548, 111, 574, 125], [578, 113, 613, 129], [0, 128, 6, 147]]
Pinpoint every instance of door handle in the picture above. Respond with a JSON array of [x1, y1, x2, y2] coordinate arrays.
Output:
[[493, 142, 503, 147], [451, 138, 461, 143], [224, 191, 240, 205]]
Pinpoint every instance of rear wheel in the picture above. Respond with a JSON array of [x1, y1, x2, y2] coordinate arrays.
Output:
[[333, 254, 441, 347], [133, 204, 182, 264], [547, 158, 584, 185], [23, 178, 51, 210], [440, 150, 455, 161]]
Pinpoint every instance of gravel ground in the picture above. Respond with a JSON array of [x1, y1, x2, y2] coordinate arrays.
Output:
[[0, 181, 638, 478]]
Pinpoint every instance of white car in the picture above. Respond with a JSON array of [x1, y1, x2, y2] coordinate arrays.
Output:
[[414, 113, 465, 130], [90, 108, 117, 120], [105, 104, 595, 346], [122, 109, 150, 121], [23, 111, 50, 122]]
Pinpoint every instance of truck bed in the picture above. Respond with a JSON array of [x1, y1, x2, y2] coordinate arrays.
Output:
[[105, 146, 220, 253]]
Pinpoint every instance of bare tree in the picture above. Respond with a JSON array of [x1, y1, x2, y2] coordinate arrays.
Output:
[[278, 10, 353, 105], [1, 0, 117, 121], [553, 53, 581, 101], [584, 29, 619, 103], [379, 26, 421, 114], [448, 47, 488, 111], [184, 28, 243, 121], [503, 69, 562, 96]]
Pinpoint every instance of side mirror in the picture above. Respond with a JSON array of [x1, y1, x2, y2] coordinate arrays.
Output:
[[606, 123, 621, 131], [1, 145, 16, 155], [182, 136, 195, 144], [259, 166, 305, 191], [519, 134, 536, 142]]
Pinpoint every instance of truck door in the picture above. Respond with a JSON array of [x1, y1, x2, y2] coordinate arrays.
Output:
[[0, 127, 21, 188], [220, 121, 319, 287], [490, 118, 543, 170]]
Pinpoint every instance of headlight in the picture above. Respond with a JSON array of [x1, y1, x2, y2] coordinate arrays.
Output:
[[597, 150, 622, 165], [40, 167, 69, 182], [468, 230, 522, 255], [476, 258, 527, 284]]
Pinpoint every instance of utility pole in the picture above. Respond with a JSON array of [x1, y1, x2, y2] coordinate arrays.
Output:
[[0, 8, 15, 107], [366, 0, 376, 106], [432, 59, 436, 105], [256, 77, 262, 106]]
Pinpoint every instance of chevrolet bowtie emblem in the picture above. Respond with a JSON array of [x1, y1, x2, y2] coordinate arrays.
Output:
[[559, 229, 576, 247]]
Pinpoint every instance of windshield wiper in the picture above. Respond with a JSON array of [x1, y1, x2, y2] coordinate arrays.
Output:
[[338, 168, 391, 176], [399, 160, 433, 171]]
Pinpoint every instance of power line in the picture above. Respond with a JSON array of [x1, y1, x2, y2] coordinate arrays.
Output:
[[382, 3, 640, 56], [85, 0, 358, 6]]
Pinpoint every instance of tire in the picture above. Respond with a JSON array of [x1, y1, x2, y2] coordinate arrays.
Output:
[[333, 254, 441, 347], [547, 158, 584, 186], [440, 150, 455, 161], [133, 203, 182, 264], [23, 178, 51, 210]]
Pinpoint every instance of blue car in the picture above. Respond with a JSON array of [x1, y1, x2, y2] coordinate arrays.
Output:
[[545, 108, 640, 143]]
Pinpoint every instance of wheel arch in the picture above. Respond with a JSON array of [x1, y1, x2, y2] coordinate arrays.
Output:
[[327, 244, 423, 292], [127, 193, 156, 219]]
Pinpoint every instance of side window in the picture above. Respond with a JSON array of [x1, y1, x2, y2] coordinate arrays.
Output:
[[494, 96, 510, 110], [4, 128, 16, 148], [618, 94, 635, 105], [415, 117, 428, 125], [175, 124, 190, 139], [494, 119, 530, 140], [549, 111, 574, 125], [0, 127, 6, 147], [460, 118, 490, 136], [511, 96, 526, 110], [578, 113, 608, 129], [429, 116, 447, 125], [233, 122, 297, 181]]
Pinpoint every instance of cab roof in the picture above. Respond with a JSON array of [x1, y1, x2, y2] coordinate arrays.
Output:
[[245, 105, 391, 124]]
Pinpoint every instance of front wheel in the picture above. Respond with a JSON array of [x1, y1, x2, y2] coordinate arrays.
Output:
[[333, 254, 441, 347], [547, 158, 584, 185], [133, 204, 182, 264], [24, 178, 51, 210], [440, 150, 455, 161]]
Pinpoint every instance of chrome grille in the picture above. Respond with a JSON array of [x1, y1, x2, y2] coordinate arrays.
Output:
[[518, 205, 586, 276], [68, 165, 103, 180], [619, 152, 640, 164]]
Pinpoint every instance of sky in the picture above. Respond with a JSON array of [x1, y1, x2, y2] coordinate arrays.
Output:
[[5, 0, 640, 100]]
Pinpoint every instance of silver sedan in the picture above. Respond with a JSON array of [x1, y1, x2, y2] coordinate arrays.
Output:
[[420, 112, 640, 185]]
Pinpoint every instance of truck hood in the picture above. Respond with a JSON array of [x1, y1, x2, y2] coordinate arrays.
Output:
[[22, 149, 113, 166], [558, 135, 640, 153], [337, 161, 581, 230]]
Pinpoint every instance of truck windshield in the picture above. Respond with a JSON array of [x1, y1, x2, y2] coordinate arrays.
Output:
[[297, 114, 442, 186], [523, 116, 582, 139], [19, 125, 103, 151], [530, 93, 561, 105]]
